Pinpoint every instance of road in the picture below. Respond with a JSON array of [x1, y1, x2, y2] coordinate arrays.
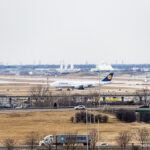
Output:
[[0, 107, 102, 114], [0, 105, 141, 114]]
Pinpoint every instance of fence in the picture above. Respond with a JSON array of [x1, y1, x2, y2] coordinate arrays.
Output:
[[0, 145, 146, 150]]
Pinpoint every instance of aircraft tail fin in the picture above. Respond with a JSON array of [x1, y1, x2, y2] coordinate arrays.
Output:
[[102, 73, 114, 82]]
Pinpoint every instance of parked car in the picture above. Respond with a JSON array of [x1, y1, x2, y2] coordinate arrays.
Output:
[[97, 143, 109, 146], [15, 105, 23, 109], [74, 105, 86, 110]]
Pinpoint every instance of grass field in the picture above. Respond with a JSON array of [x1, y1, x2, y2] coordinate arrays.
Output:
[[0, 110, 149, 146]]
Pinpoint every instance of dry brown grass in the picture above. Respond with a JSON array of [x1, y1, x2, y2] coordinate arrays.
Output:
[[0, 110, 149, 146]]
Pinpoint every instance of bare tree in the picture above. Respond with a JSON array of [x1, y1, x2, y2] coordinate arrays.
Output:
[[65, 135, 76, 150], [136, 128, 150, 150], [30, 85, 49, 99], [116, 130, 132, 150], [25, 131, 39, 150], [136, 89, 150, 105], [41, 133, 56, 150], [30, 85, 53, 107], [3, 138, 15, 150], [142, 89, 150, 104], [64, 132, 78, 150], [59, 92, 73, 107], [90, 128, 98, 150], [42, 138, 53, 150]]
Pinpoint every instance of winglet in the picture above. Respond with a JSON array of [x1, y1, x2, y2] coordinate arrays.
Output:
[[102, 73, 114, 82]]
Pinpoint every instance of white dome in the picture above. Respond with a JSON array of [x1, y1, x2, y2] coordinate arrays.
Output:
[[91, 63, 114, 72], [97, 63, 113, 70]]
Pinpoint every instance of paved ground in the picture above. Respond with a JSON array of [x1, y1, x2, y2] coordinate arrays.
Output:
[[0, 105, 141, 114]]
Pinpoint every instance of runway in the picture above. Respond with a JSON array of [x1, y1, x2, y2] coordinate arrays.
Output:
[[0, 74, 148, 96]]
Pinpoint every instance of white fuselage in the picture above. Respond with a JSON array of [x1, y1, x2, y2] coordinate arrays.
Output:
[[50, 72, 114, 89], [50, 80, 110, 89]]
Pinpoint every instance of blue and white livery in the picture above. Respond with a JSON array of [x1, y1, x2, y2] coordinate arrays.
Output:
[[50, 73, 114, 90]]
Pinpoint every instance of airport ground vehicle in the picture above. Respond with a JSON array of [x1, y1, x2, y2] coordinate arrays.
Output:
[[39, 134, 91, 146], [105, 97, 120, 102], [74, 105, 86, 110]]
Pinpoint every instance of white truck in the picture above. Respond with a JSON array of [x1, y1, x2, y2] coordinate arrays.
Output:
[[39, 134, 91, 146]]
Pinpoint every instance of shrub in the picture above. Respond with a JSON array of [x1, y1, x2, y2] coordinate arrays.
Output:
[[74, 111, 108, 123], [102, 116, 108, 123], [140, 113, 150, 123], [116, 109, 136, 122], [70, 117, 74, 123]]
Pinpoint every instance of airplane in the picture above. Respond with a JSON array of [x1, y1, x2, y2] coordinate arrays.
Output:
[[50, 73, 114, 90]]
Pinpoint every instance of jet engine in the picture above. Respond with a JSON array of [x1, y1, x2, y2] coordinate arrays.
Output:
[[74, 85, 84, 90]]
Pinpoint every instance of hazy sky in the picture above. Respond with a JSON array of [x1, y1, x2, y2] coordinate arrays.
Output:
[[0, 0, 150, 65]]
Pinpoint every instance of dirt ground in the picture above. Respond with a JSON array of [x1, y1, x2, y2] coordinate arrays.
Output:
[[0, 110, 149, 146]]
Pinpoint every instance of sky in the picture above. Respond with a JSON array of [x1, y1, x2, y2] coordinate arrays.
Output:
[[0, 0, 150, 65]]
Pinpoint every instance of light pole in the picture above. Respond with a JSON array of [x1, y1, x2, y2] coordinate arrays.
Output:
[[98, 119, 100, 150], [98, 72, 101, 107], [86, 109, 89, 150], [98, 72, 100, 149]]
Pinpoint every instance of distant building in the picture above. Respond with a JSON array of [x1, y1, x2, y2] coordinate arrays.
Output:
[[56, 63, 80, 74], [90, 63, 114, 72]]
